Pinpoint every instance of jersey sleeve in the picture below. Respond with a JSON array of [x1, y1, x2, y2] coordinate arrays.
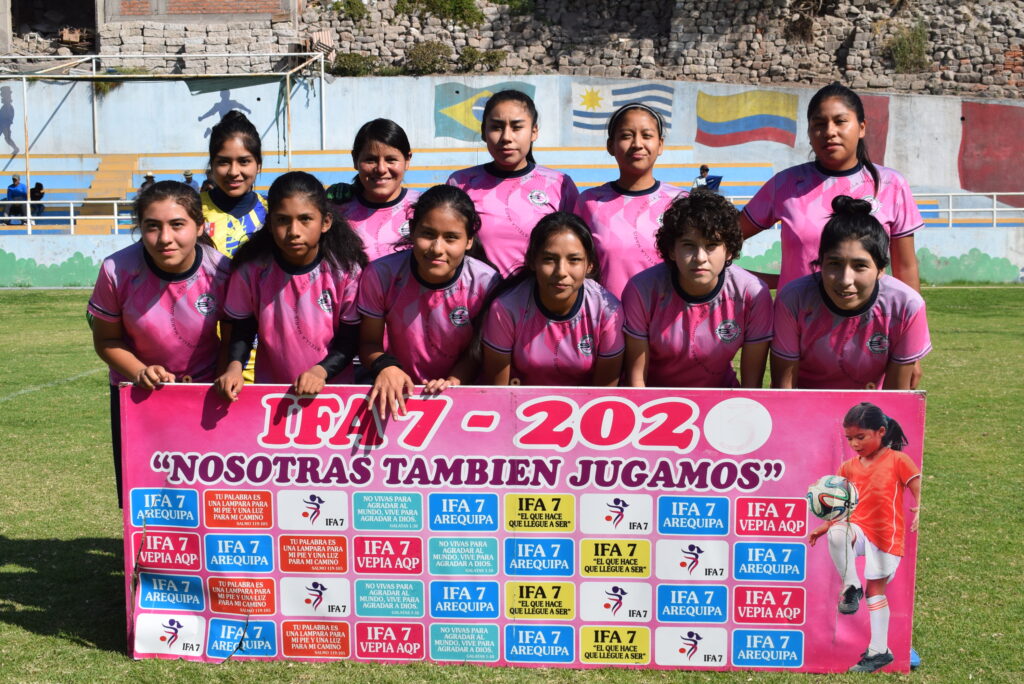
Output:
[[889, 297, 932, 364], [356, 262, 388, 319], [481, 299, 516, 355], [596, 296, 625, 358], [770, 287, 801, 360], [336, 265, 362, 326], [888, 172, 924, 239], [741, 174, 778, 230], [445, 170, 461, 188], [621, 278, 651, 340], [87, 258, 122, 323], [223, 267, 257, 321], [744, 279, 774, 344], [559, 173, 580, 212], [894, 451, 921, 486]]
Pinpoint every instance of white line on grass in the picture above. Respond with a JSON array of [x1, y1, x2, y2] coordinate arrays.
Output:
[[0, 367, 105, 403]]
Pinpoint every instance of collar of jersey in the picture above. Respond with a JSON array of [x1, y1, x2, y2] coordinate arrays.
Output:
[[817, 272, 880, 317], [485, 161, 535, 179], [273, 245, 324, 275], [208, 187, 260, 218], [142, 243, 203, 282], [410, 249, 465, 290], [533, 279, 585, 322], [357, 187, 408, 210], [670, 262, 727, 304], [813, 160, 863, 178], [610, 180, 661, 197]]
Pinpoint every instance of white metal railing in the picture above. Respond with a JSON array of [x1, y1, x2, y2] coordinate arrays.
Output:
[[0, 199, 133, 235]]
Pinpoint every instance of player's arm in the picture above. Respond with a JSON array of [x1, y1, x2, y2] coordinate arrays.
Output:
[[770, 354, 799, 389], [481, 346, 512, 385], [624, 335, 648, 387], [882, 361, 915, 390], [739, 340, 770, 389], [214, 316, 256, 401], [592, 352, 623, 387], [907, 474, 922, 533], [890, 234, 923, 389], [360, 316, 414, 418], [92, 317, 173, 388]]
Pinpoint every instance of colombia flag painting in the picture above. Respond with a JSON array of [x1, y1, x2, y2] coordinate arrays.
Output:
[[695, 90, 798, 147]]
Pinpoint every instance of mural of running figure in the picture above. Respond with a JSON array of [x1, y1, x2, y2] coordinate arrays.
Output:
[[0, 86, 19, 155], [198, 90, 252, 138]]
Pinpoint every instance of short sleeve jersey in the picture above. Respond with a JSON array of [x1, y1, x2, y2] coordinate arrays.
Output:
[[357, 251, 499, 382], [772, 274, 931, 389], [88, 242, 230, 384], [223, 251, 361, 384], [622, 263, 773, 387], [742, 162, 923, 289], [575, 181, 687, 299], [201, 190, 269, 258], [482, 278, 624, 386], [840, 448, 920, 556], [447, 163, 579, 276], [334, 188, 420, 261]]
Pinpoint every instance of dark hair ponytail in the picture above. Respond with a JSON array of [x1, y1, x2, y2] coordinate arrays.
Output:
[[843, 402, 908, 451], [808, 82, 878, 193], [812, 195, 889, 271], [481, 90, 538, 165], [208, 110, 262, 167]]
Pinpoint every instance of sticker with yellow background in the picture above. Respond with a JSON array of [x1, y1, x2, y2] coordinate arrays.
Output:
[[504, 581, 575, 620], [504, 494, 575, 532]]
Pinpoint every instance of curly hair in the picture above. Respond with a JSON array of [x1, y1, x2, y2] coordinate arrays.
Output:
[[656, 188, 743, 264]]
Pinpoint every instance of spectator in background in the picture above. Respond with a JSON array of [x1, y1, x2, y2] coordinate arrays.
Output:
[[30, 181, 44, 217], [139, 172, 155, 194], [183, 170, 200, 192], [4, 174, 26, 224], [693, 164, 711, 189]]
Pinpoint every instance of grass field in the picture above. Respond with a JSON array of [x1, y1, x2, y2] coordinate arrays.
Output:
[[1, 287, 1022, 683]]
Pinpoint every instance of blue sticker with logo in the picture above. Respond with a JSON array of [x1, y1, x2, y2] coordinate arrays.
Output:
[[732, 629, 804, 668], [657, 496, 729, 536], [204, 534, 274, 573], [430, 623, 500, 662], [355, 580, 424, 618], [130, 488, 199, 529], [656, 584, 728, 623], [352, 492, 422, 531], [503, 538, 574, 576], [429, 580, 500, 619], [504, 624, 575, 663], [206, 618, 278, 658], [138, 573, 204, 611], [733, 543, 806, 582], [428, 493, 498, 531]]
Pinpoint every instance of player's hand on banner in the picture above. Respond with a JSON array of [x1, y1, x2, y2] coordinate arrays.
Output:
[[134, 365, 174, 389], [214, 366, 245, 402], [293, 366, 328, 396], [369, 366, 414, 419], [422, 376, 460, 395]]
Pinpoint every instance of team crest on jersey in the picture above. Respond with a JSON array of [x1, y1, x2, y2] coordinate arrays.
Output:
[[862, 195, 881, 215], [716, 319, 741, 342], [528, 190, 549, 206], [867, 332, 889, 354], [317, 291, 334, 314], [577, 334, 594, 356], [449, 306, 470, 327], [399, 220, 411, 237], [194, 293, 215, 316]]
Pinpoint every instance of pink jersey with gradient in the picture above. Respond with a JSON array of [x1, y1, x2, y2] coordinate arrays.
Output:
[[357, 251, 499, 382], [482, 278, 624, 386], [447, 163, 579, 276], [743, 162, 923, 289], [88, 242, 230, 384], [622, 263, 773, 387], [334, 188, 420, 261], [224, 252, 361, 384], [772, 274, 931, 389], [575, 181, 687, 298]]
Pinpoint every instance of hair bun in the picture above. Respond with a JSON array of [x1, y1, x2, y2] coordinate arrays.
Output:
[[831, 194, 872, 216]]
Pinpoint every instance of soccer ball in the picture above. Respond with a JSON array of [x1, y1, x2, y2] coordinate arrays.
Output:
[[806, 475, 859, 521]]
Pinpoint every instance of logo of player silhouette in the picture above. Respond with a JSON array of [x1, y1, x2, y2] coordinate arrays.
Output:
[[160, 618, 184, 648], [305, 581, 327, 610], [198, 90, 252, 138], [605, 498, 629, 528], [302, 494, 325, 524], [0, 86, 19, 155], [680, 630, 703, 659], [603, 585, 627, 615], [681, 544, 704, 574]]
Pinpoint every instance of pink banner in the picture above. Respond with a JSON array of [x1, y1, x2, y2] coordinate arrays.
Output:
[[121, 385, 925, 673]]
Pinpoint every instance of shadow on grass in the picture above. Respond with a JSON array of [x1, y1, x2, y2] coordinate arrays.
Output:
[[0, 535, 126, 653]]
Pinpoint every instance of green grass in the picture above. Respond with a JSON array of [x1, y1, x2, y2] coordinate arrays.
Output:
[[1, 288, 1022, 682]]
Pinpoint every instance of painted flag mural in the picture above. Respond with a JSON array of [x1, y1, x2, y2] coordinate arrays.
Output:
[[571, 83, 674, 133], [695, 90, 798, 147], [434, 81, 536, 141], [958, 101, 1024, 207], [860, 94, 889, 166]]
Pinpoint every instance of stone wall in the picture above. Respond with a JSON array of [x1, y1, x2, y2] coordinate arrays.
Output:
[[38, 1, 1024, 98]]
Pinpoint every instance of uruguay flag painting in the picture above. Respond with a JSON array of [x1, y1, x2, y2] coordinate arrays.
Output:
[[571, 82, 674, 134], [695, 90, 798, 147]]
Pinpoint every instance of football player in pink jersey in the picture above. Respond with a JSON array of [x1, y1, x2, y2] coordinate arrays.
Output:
[[359, 185, 499, 418], [622, 189, 773, 388], [89, 181, 231, 506], [576, 102, 687, 298], [771, 196, 931, 390], [328, 118, 421, 260], [482, 212, 624, 386], [215, 171, 367, 400], [447, 90, 579, 276]]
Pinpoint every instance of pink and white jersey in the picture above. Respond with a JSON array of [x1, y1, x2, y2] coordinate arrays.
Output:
[[771, 273, 931, 389], [334, 188, 420, 261], [743, 162, 923, 289], [576, 181, 687, 298], [357, 251, 499, 382], [622, 263, 773, 387], [482, 278, 624, 386], [223, 252, 361, 384], [447, 163, 579, 276], [88, 242, 230, 384]]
